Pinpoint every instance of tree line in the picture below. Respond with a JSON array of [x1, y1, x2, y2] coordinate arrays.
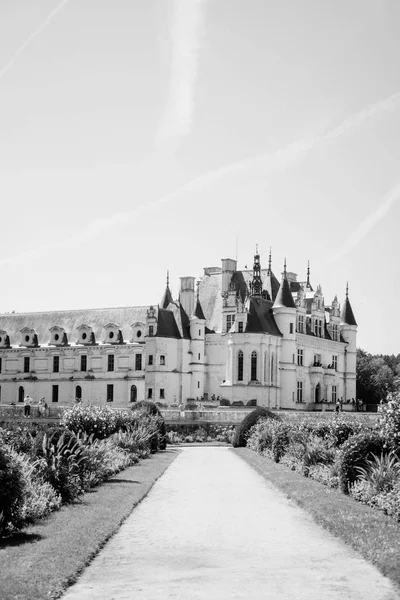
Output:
[[357, 348, 400, 405]]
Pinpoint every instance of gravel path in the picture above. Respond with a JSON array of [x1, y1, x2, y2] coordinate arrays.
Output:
[[62, 447, 399, 600]]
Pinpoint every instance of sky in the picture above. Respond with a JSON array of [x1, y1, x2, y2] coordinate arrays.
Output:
[[0, 0, 399, 355]]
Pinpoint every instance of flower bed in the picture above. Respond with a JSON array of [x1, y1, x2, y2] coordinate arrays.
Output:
[[242, 398, 400, 521], [0, 402, 166, 537], [166, 424, 235, 444]]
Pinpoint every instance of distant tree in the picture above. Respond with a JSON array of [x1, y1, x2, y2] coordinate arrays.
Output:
[[357, 349, 399, 404]]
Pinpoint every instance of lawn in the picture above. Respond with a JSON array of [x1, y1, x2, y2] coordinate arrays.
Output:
[[0, 448, 179, 600], [234, 447, 400, 592]]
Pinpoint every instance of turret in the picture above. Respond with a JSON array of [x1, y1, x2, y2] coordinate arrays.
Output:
[[340, 283, 357, 400], [189, 283, 206, 399]]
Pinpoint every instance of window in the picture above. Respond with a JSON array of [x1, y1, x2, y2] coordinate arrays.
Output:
[[18, 386, 24, 403], [24, 357, 30, 373], [332, 355, 338, 370], [289, 322, 294, 334], [76, 385, 82, 400], [147, 388, 153, 399], [226, 314, 235, 331], [199, 329, 201, 336], [237, 350, 244, 381], [198, 353, 201, 360], [160, 355, 165, 365], [331, 324, 338, 341], [297, 315, 304, 333], [149, 325, 154, 337], [81, 355, 87, 371], [0, 357, 2, 373], [197, 381, 200, 388], [160, 388, 165, 399], [297, 348, 304, 366], [107, 384, 114, 402], [318, 320, 323, 337], [238, 321, 244, 333], [332, 385, 337, 403], [148, 355, 153, 366], [135, 354, 142, 371], [297, 381, 303, 403], [107, 354, 114, 372], [251, 351, 257, 381], [53, 356, 59, 373], [52, 385, 59, 403], [314, 354, 321, 366]]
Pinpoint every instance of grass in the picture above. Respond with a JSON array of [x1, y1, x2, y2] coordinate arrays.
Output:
[[234, 447, 400, 592], [0, 448, 179, 600]]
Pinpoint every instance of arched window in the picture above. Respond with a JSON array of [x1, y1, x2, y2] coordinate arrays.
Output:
[[130, 385, 137, 403], [18, 386, 24, 403], [237, 351, 244, 382], [251, 351, 257, 381], [76, 385, 82, 401]]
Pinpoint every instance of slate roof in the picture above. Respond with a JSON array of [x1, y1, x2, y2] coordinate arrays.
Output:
[[341, 297, 357, 326], [193, 299, 206, 320], [273, 278, 296, 309], [160, 285, 173, 310], [246, 297, 282, 336], [156, 308, 181, 339], [0, 306, 149, 347]]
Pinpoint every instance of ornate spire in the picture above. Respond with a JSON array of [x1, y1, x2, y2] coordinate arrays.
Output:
[[166, 270, 169, 286], [283, 258, 287, 277], [346, 281, 349, 299], [160, 270, 173, 309], [250, 246, 263, 297], [306, 261, 310, 287], [268, 247, 272, 273], [341, 282, 357, 326], [196, 279, 200, 301]]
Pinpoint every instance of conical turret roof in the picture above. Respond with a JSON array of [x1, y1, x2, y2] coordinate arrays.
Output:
[[193, 299, 206, 320], [160, 285, 173, 309], [341, 296, 357, 326], [273, 262, 296, 309]]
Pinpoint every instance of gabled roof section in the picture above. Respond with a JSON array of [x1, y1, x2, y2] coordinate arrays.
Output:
[[273, 277, 296, 309], [246, 297, 282, 336], [156, 308, 181, 339], [341, 297, 357, 326], [179, 304, 191, 339], [193, 299, 206, 320]]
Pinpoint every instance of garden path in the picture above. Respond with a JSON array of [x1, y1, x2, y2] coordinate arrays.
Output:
[[62, 447, 399, 600]]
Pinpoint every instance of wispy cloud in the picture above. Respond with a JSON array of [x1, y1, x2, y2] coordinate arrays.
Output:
[[0, 0, 69, 81], [330, 183, 400, 263], [1, 88, 400, 268], [154, 0, 207, 149]]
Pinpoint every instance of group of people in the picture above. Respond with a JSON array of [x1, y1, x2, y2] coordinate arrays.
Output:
[[23, 395, 48, 418]]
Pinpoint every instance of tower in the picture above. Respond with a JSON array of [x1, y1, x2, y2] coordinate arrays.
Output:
[[340, 283, 357, 400], [249, 245, 263, 297], [189, 283, 206, 399]]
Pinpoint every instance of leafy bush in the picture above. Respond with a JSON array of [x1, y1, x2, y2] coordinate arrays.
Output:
[[219, 399, 231, 406], [112, 423, 153, 459], [60, 403, 120, 439], [378, 391, 400, 451], [336, 430, 386, 493], [134, 402, 167, 451], [232, 407, 280, 448], [307, 464, 339, 488], [246, 399, 257, 407], [0, 443, 25, 536], [232, 401, 244, 406], [355, 451, 400, 494]]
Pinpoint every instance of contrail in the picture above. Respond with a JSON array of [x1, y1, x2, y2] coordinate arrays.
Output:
[[154, 0, 207, 149], [330, 183, 400, 264], [0, 0, 69, 81], [1, 89, 399, 267]]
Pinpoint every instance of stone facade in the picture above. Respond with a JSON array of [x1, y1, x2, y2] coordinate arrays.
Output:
[[0, 249, 357, 409]]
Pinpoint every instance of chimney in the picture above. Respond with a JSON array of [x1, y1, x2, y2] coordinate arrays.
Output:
[[180, 277, 195, 316], [221, 258, 237, 295]]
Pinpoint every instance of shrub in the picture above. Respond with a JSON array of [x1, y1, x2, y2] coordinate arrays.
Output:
[[232, 401, 244, 406], [0, 444, 25, 536], [336, 430, 386, 493], [219, 399, 231, 406], [232, 407, 280, 448], [355, 451, 400, 494], [246, 399, 257, 407], [112, 423, 153, 459], [378, 391, 400, 451], [134, 402, 167, 450], [60, 404, 118, 439]]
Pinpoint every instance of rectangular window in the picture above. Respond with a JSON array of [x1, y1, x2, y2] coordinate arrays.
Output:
[[148, 355, 153, 366], [24, 357, 30, 373], [197, 381, 200, 388], [238, 321, 244, 333], [149, 325, 154, 337], [147, 388, 153, 399], [107, 384, 114, 402], [80, 355, 87, 371], [160, 355, 165, 365], [332, 355, 338, 370], [160, 388, 165, 399], [332, 385, 337, 403], [53, 356, 59, 373], [318, 320, 323, 338], [199, 329, 201, 336], [52, 384, 59, 403], [107, 354, 114, 372], [198, 353, 201, 360], [289, 322, 294, 334], [297, 381, 303, 403], [297, 349, 303, 366], [0, 357, 2, 373], [314, 354, 321, 366], [226, 314, 235, 331], [135, 354, 142, 371], [298, 315, 304, 333]]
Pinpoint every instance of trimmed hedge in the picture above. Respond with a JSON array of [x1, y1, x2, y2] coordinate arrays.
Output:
[[232, 407, 280, 448], [336, 430, 386, 493]]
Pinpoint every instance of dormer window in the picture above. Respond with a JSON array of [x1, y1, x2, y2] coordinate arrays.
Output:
[[20, 328, 38, 347], [131, 322, 145, 342], [104, 323, 123, 344], [49, 326, 68, 346], [0, 330, 11, 348], [77, 325, 95, 345]]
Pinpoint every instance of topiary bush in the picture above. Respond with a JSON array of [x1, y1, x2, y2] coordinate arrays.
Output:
[[232, 407, 280, 448], [0, 443, 25, 536], [336, 430, 387, 493]]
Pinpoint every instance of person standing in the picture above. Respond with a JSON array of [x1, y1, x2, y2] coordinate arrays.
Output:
[[24, 395, 31, 417]]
